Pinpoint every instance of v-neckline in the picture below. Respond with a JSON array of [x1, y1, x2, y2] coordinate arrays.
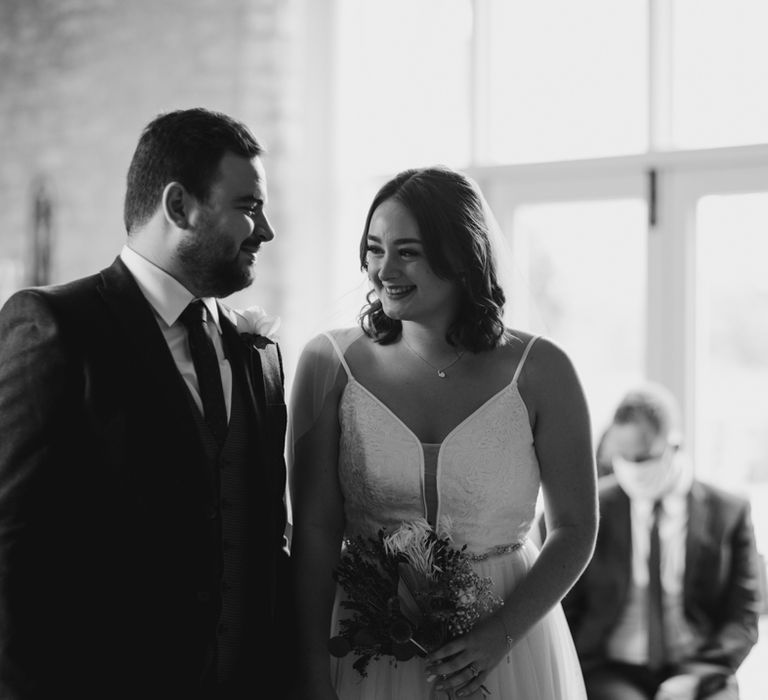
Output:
[[343, 376, 518, 446]]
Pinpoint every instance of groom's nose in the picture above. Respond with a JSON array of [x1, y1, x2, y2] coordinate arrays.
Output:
[[252, 211, 275, 242]]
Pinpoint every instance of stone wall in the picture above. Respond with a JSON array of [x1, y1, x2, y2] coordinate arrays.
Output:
[[0, 0, 297, 317]]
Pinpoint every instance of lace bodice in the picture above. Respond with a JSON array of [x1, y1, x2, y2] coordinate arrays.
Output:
[[326, 330, 541, 556]]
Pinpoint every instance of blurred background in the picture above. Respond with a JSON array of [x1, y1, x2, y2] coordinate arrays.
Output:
[[1, 0, 767, 691]]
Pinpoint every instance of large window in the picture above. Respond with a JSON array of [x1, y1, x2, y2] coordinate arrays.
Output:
[[336, 0, 473, 176], [327, 0, 768, 530], [694, 188, 768, 552], [336, 0, 768, 167], [508, 198, 647, 431], [695, 192, 768, 488], [484, 0, 648, 163], [671, 0, 768, 149]]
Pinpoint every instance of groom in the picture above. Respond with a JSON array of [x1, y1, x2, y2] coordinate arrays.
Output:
[[0, 108, 291, 699]]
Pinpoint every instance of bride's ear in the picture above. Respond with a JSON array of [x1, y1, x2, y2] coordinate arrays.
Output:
[[162, 182, 192, 229]]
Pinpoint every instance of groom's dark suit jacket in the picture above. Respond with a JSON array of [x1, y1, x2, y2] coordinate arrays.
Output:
[[562, 475, 762, 686], [0, 257, 290, 698]]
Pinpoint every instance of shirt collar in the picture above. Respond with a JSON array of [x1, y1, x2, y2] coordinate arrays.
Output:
[[119, 245, 222, 333]]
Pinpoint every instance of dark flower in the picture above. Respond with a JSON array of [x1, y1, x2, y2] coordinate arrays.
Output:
[[389, 618, 414, 644], [391, 641, 417, 661], [328, 635, 351, 658]]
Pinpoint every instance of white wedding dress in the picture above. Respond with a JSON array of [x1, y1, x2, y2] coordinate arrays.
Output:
[[315, 328, 587, 699]]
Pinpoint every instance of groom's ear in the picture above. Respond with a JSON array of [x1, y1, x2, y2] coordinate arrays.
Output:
[[162, 181, 193, 229]]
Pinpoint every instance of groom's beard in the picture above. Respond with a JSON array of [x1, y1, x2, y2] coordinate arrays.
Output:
[[178, 213, 255, 298]]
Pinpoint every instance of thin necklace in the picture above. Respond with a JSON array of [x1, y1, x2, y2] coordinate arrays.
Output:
[[400, 335, 465, 378]]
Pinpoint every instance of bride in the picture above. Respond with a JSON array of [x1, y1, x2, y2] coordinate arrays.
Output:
[[287, 165, 597, 699]]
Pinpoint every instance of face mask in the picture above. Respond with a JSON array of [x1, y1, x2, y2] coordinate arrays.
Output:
[[612, 446, 680, 501]]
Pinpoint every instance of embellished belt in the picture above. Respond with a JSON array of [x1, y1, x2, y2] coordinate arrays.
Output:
[[466, 539, 525, 561]]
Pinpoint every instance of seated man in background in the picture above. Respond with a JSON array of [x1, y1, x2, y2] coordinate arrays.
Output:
[[561, 382, 762, 700]]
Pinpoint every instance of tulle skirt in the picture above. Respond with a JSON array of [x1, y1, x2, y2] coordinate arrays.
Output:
[[330, 539, 587, 700]]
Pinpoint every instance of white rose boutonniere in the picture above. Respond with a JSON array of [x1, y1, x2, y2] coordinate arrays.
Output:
[[223, 304, 281, 341]]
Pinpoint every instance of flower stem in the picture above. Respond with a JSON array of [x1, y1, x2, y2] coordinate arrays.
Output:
[[409, 638, 430, 656]]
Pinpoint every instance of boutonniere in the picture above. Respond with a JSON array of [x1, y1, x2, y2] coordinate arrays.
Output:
[[222, 304, 281, 344]]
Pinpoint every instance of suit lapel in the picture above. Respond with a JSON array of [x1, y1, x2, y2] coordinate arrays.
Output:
[[220, 310, 283, 404], [610, 488, 634, 594], [684, 481, 709, 596], [220, 312, 265, 425], [96, 257, 203, 448]]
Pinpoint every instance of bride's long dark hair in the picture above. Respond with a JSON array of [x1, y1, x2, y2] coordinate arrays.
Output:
[[358, 166, 508, 352]]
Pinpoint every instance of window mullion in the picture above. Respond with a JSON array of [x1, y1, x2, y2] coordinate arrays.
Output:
[[648, 0, 675, 151], [470, 0, 491, 165]]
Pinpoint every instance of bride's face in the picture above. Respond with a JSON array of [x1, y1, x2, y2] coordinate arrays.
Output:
[[365, 198, 460, 324]]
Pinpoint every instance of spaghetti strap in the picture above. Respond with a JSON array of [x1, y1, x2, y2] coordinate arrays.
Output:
[[512, 335, 539, 384], [323, 331, 354, 380]]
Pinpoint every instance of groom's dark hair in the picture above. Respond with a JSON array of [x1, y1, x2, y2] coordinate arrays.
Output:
[[123, 107, 263, 233]]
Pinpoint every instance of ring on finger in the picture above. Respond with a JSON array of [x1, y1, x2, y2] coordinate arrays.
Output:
[[468, 663, 480, 678]]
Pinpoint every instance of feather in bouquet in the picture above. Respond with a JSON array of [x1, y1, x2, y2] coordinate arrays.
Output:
[[328, 518, 503, 678]]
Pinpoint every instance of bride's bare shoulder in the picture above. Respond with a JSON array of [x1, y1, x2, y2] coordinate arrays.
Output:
[[502, 331, 583, 394], [300, 327, 364, 354]]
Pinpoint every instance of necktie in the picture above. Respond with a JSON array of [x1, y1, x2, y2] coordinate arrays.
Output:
[[647, 499, 667, 670], [179, 300, 228, 444]]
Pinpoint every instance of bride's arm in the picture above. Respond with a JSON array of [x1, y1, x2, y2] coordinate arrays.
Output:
[[426, 336, 598, 693], [288, 333, 347, 698], [503, 336, 598, 640]]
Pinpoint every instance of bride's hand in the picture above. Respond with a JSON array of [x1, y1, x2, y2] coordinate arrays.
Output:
[[425, 616, 507, 696]]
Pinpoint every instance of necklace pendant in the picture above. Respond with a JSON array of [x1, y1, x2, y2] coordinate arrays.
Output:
[[400, 335, 464, 379]]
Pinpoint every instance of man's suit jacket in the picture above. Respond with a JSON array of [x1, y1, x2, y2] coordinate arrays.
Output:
[[562, 475, 762, 684], [0, 257, 290, 698]]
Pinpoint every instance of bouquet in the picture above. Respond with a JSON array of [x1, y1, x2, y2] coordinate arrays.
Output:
[[328, 518, 503, 678]]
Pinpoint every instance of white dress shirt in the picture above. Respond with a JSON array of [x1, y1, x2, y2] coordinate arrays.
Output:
[[119, 245, 232, 419], [606, 452, 696, 665]]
